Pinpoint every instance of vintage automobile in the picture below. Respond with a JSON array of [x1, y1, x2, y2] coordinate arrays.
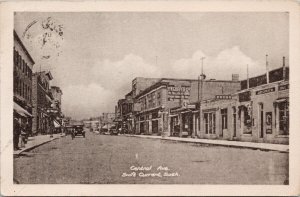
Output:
[[70, 123, 85, 139], [109, 125, 119, 135]]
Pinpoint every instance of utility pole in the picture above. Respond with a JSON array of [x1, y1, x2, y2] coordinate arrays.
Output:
[[247, 64, 249, 89], [266, 54, 269, 84], [198, 57, 205, 138]]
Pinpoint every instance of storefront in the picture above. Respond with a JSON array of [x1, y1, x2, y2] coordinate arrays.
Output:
[[237, 81, 289, 144], [169, 103, 198, 137], [136, 107, 163, 135], [199, 97, 237, 140]]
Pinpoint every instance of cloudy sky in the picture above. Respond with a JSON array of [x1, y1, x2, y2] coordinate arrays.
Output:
[[14, 12, 289, 119]]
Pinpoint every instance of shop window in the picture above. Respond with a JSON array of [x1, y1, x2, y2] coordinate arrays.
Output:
[[221, 108, 228, 130], [278, 102, 289, 135], [243, 106, 252, 134], [204, 113, 208, 134], [204, 112, 216, 134]]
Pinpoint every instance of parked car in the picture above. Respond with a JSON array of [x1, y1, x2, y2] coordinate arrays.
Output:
[[73, 124, 85, 138], [110, 126, 119, 135]]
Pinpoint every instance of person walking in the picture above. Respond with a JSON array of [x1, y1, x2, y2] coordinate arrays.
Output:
[[20, 121, 27, 148], [13, 117, 21, 150]]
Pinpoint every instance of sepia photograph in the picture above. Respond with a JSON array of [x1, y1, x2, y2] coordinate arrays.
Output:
[[1, 0, 300, 196], [12, 11, 290, 184]]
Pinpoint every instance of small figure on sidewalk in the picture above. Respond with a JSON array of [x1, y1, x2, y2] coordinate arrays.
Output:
[[20, 122, 27, 148], [13, 117, 21, 150]]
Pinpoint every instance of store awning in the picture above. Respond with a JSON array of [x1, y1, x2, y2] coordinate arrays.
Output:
[[102, 124, 114, 129], [14, 102, 32, 117], [53, 120, 61, 128]]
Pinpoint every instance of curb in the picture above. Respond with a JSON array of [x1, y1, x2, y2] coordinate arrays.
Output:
[[124, 135, 289, 153], [14, 135, 66, 156]]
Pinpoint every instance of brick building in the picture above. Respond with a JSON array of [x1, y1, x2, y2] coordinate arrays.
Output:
[[31, 71, 54, 135], [134, 77, 241, 136], [13, 30, 34, 134], [115, 77, 161, 133]]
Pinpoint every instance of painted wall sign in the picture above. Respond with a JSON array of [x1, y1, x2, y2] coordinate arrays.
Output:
[[168, 86, 191, 101], [215, 95, 232, 99], [256, 87, 275, 95], [278, 84, 289, 91]]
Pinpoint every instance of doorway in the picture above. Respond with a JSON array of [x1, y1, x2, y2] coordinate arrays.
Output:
[[233, 107, 237, 138], [259, 103, 264, 138]]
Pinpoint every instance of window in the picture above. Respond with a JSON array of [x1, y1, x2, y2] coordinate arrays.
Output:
[[221, 108, 228, 130], [278, 102, 289, 135], [19, 80, 21, 95], [204, 113, 208, 134], [24, 84, 27, 99], [22, 60, 25, 73], [204, 112, 216, 134], [243, 106, 252, 134]]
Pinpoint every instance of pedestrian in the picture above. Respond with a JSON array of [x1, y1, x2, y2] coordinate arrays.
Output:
[[20, 121, 27, 148], [24, 121, 31, 144], [13, 117, 21, 150]]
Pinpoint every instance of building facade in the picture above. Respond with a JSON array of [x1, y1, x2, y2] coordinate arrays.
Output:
[[13, 30, 34, 135], [198, 66, 289, 144], [134, 77, 241, 136], [31, 71, 54, 135]]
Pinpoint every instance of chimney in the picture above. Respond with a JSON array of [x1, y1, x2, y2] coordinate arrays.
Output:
[[232, 74, 239, 81], [283, 56, 286, 81]]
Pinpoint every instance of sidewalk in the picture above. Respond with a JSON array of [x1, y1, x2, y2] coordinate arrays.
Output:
[[124, 134, 289, 153], [14, 133, 65, 155]]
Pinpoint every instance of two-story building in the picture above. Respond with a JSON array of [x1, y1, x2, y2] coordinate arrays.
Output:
[[134, 77, 241, 136], [115, 77, 161, 133], [13, 30, 34, 135]]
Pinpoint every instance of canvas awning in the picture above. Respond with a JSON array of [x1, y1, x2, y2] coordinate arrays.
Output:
[[13, 102, 32, 117], [54, 120, 61, 128], [102, 124, 114, 129]]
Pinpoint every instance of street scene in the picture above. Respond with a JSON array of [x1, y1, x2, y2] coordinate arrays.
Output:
[[13, 12, 289, 185], [14, 131, 288, 184]]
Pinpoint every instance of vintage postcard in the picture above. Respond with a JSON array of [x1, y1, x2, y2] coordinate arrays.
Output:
[[1, 0, 300, 196]]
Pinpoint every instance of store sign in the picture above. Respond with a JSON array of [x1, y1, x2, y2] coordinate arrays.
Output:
[[215, 95, 232, 99], [278, 84, 289, 91], [182, 100, 196, 109], [168, 86, 191, 101], [187, 104, 196, 109], [256, 87, 275, 95], [238, 91, 251, 102]]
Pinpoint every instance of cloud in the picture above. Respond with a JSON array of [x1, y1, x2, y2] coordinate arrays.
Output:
[[61, 54, 162, 119], [171, 46, 265, 80], [91, 54, 162, 90], [62, 83, 117, 119]]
